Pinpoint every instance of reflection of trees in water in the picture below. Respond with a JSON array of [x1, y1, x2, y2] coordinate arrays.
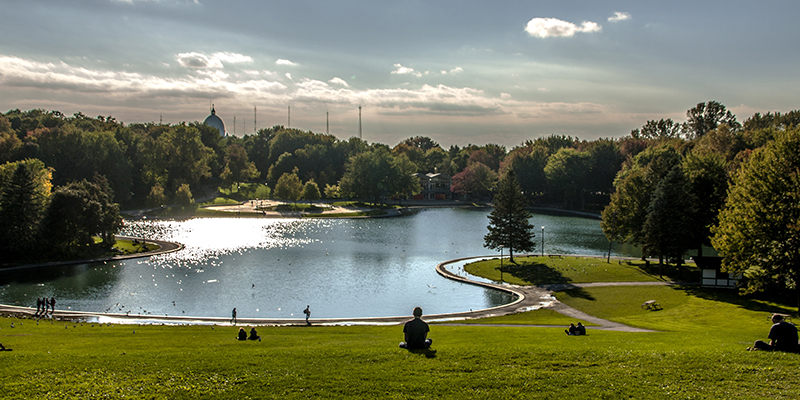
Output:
[[0, 262, 122, 303], [483, 288, 516, 307]]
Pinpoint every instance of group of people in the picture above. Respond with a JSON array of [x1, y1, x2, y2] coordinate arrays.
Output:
[[231, 305, 312, 326], [237, 327, 261, 341], [35, 297, 56, 316], [566, 322, 586, 336]]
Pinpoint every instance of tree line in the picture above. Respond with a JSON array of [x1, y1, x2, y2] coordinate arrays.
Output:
[[2, 101, 800, 310]]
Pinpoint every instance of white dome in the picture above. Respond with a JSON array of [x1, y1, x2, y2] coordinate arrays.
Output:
[[203, 106, 226, 136]]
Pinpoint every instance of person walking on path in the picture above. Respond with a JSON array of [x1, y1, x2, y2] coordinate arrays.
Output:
[[303, 305, 311, 326], [49, 297, 55, 315], [231, 308, 237, 325]]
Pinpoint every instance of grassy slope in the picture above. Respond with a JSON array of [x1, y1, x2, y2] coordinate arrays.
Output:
[[2, 257, 799, 398], [1, 312, 798, 399]]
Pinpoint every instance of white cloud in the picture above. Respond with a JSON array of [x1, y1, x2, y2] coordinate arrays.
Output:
[[212, 52, 253, 64], [328, 77, 349, 87], [285, 72, 293, 80], [276, 59, 297, 66], [391, 63, 422, 77], [442, 66, 463, 75], [608, 12, 631, 23], [501, 93, 511, 99], [524, 17, 601, 38]]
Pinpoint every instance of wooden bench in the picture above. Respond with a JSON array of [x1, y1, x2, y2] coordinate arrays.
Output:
[[641, 300, 661, 310]]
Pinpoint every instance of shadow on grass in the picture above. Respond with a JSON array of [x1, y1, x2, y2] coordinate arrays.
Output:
[[559, 288, 596, 301], [406, 348, 437, 358], [678, 285, 797, 316], [500, 261, 572, 286], [633, 261, 701, 282]]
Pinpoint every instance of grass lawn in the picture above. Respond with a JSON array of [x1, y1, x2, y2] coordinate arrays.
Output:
[[2, 305, 799, 399], [465, 255, 698, 285], [444, 308, 599, 326]]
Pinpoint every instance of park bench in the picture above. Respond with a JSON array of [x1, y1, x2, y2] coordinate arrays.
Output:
[[641, 300, 661, 311]]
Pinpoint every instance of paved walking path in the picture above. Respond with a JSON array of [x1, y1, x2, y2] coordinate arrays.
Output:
[[1, 252, 682, 332]]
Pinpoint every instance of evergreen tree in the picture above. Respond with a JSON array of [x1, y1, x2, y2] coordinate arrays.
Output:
[[484, 171, 535, 262], [0, 162, 45, 256]]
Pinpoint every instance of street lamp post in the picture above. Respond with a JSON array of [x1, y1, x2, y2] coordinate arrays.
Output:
[[541, 226, 545, 257], [499, 245, 504, 282]]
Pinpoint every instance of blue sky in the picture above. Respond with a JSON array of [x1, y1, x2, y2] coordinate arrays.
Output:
[[2, 0, 799, 148]]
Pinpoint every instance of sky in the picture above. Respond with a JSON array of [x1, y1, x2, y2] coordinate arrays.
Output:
[[2, 0, 799, 148]]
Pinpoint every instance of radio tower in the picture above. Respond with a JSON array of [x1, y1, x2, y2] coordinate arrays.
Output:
[[358, 106, 362, 140], [254, 106, 257, 133], [326, 111, 329, 135]]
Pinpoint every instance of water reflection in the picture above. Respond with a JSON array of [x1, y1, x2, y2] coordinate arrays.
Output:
[[0, 208, 637, 319]]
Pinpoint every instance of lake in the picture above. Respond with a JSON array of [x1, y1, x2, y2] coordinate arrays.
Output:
[[0, 207, 639, 320]]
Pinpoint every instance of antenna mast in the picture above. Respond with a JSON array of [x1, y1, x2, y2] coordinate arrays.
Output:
[[326, 111, 329, 135], [358, 106, 362, 140], [254, 106, 257, 133], [233, 115, 236, 136]]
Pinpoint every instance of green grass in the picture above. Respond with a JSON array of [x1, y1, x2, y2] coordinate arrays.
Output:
[[111, 238, 159, 255], [445, 308, 599, 326], [2, 306, 799, 399], [465, 255, 699, 285]]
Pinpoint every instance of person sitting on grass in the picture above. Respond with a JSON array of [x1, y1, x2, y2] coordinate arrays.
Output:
[[565, 323, 577, 335], [237, 327, 247, 341], [0, 343, 11, 351], [399, 307, 432, 350], [248, 327, 261, 341], [576, 322, 586, 336], [749, 314, 799, 352]]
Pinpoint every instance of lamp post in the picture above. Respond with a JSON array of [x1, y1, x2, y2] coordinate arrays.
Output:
[[541, 226, 545, 257], [499, 245, 504, 282]]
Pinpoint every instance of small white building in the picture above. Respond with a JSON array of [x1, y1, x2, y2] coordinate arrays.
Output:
[[693, 256, 741, 288]]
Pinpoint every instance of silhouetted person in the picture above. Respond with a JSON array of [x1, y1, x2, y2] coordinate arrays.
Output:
[[0, 343, 11, 351], [750, 314, 799, 352], [400, 307, 432, 349], [565, 323, 577, 335], [576, 322, 586, 336], [303, 305, 311, 325], [248, 327, 261, 341], [49, 297, 55, 315], [237, 327, 247, 341], [36, 298, 43, 315], [231, 308, 237, 325]]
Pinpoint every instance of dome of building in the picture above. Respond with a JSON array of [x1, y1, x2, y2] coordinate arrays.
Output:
[[203, 106, 226, 136]]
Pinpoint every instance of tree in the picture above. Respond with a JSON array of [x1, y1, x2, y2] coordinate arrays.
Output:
[[544, 148, 591, 210], [630, 119, 683, 140], [682, 152, 728, 255], [451, 162, 497, 200], [0, 162, 47, 256], [685, 101, 741, 139], [275, 171, 303, 204], [711, 128, 800, 315], [641, 166, 696, 266], [302, 180, 321, 204], [484, 171, 535, 263], [41, 177, 122, 256], [220, 143, 259, 190], [174, 183, 194, 207], [324, 184, 340, 199], [338, 147, 395, 203]]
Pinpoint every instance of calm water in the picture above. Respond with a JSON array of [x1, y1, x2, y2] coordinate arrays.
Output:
[[0, 208, 639, 320]]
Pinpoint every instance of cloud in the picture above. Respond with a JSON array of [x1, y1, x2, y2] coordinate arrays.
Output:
[[391, 63, 422, 77], [276, 59, 297, 66], [441, 67, 463, 75], [328, 77, 349, 87], [212, 52, 253, 64], [176, 52, 222, 69], [176, 52, 252, 69], [608, 12, 631, 22], [524, 17, 601, 38], [285, 72, 293, 80]]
